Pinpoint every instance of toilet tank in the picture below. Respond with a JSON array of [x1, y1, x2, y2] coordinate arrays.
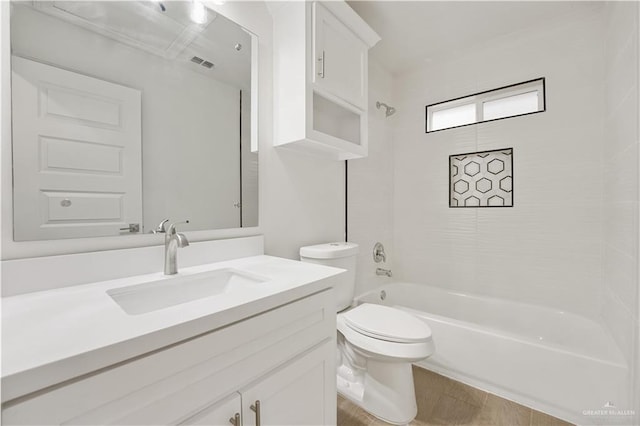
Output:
[[300, 242, 359, 312]]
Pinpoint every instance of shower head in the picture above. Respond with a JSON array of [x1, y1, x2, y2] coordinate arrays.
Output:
[[376, 101, 396, 117]]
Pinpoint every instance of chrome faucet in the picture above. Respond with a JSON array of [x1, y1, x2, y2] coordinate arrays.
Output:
[[150, 218, 169, 234], [376, 268, 392, 277], [164, 220, 190, 275], [373, 242, 386, 263]]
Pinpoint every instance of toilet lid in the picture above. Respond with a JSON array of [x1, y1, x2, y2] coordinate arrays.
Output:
[[342, 304, 432, 343]]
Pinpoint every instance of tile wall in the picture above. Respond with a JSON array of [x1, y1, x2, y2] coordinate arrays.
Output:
[[347, 60, 395, 296], [391, 8, 605, 318], [601, 0, 639, 416]]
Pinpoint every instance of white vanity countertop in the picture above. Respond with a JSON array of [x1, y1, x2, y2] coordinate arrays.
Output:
[[1, 255, 343, 402]]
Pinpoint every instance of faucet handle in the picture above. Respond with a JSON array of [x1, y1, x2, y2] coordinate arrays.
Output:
[[152, 219, 170, 234], [167, 220, 190, 235], [373, 242, 386, 263]]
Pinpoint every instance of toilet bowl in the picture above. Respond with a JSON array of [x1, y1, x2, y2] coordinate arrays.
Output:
[[336, 303, 434, 424], [299, 243, 435, 424]]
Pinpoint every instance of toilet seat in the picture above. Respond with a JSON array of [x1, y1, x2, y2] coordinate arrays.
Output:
[[342, 303, 432, 343], [337, 304, 435, 361]]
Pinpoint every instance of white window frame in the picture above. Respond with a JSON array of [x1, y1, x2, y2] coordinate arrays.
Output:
[[426, 78, 545, 133]]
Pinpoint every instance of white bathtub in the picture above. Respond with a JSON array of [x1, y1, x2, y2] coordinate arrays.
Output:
[[356, 282, 631, 425]]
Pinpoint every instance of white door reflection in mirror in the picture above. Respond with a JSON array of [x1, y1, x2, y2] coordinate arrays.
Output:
[[12, 56, 142, 241]]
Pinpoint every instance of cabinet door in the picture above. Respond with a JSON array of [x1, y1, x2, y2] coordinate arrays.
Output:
[[313, 3, 367, 110], [180, 393, 241, 426], [241, 340, 335, 426]]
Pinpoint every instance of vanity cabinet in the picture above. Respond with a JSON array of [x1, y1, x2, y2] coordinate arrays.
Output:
[[181, 341, 332, 426], [271, 1, 380, 160], [2, 290, 336, 425], [182, 341, 331, 426]]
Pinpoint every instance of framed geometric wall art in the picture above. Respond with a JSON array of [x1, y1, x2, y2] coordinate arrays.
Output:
[[449, 148, 513, 207]]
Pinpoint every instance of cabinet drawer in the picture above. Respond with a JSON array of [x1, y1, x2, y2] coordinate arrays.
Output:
[[2, 290, 335, 425]]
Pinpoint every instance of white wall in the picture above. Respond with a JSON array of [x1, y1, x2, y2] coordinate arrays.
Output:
[[347, 59, 394, 296], [262, 146, 345, 260], [601, 0, 639, 416], [391, 9, 605, 319]]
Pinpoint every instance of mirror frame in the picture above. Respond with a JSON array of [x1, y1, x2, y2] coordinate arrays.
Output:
[[0, 1, 264, 260]]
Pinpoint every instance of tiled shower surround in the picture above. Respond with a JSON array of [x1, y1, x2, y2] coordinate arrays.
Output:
[[351, 3, 638, 422]]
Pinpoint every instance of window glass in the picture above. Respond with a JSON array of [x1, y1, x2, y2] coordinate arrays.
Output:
[[431, 103, 476, 131], [426, 78, 545, 132], [483, 91, 539, 121]]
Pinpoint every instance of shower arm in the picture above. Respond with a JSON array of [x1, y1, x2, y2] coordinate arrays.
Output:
[[376, 101, 396, 117]]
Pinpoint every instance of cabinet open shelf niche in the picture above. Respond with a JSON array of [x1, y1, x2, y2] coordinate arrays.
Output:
[[270, 1, 380, 160], [313, 91, 361, 146]]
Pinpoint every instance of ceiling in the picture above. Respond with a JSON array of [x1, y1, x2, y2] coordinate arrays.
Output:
[[348, 1, 601, 75]]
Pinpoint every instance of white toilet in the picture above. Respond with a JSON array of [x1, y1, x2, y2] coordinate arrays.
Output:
[[300, 242, 435, 425]]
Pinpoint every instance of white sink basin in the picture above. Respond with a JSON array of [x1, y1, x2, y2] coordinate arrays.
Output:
[[107, 268, 268, 315]]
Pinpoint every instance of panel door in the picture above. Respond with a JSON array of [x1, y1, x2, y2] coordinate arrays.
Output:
[[241, 340, 336, 426], [180, 393, 241, 426], [313, 3, 367, 110], [11, 55, 142, 240]]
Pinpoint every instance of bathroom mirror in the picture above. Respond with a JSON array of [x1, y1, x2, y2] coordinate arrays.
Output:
[[9, 0, 258, 241]]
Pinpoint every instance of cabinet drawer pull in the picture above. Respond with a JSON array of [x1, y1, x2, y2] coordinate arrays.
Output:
[[229, 412, 240, 426], [317, 51, 325, 78], [250, 400, 261, 426]]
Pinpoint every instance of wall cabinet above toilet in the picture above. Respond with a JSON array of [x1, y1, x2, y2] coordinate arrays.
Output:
[[313, 4, 368, 110], [270, 1, 380, 160]]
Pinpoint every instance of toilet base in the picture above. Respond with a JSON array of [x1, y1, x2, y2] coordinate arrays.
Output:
[[337, 360, 417, 425]]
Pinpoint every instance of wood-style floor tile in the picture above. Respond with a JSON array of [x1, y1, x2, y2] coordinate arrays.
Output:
[[530, 410, 574, 426], [474, 394, 530, 426], [428, 393, 484, 425], [337, 366, 576, 426], [413, 366, 452, 421], [337, 395, 377, 426], [443, 379, 488, 408]]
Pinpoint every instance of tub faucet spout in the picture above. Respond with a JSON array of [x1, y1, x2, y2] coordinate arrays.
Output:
[[376, 268, 392, 277]]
